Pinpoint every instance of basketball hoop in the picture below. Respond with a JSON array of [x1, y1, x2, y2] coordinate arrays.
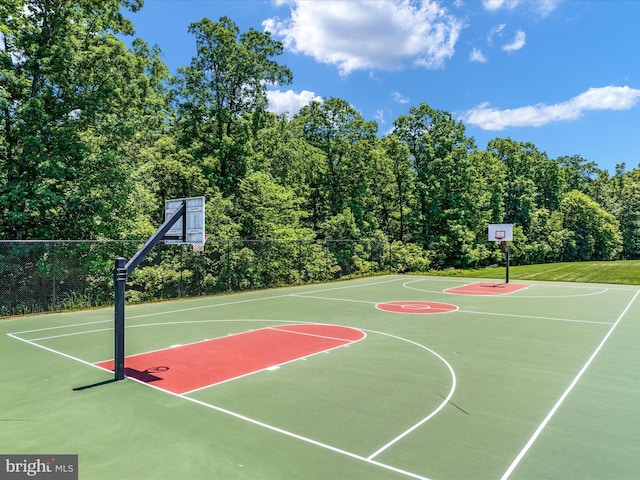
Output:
[[192, 234, 208, 253], [494, 230, 506, 241]]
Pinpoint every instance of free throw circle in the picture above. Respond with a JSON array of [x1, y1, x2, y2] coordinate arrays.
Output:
[[376, 301, 458, 314]]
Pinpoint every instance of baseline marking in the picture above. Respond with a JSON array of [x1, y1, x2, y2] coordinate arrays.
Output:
[[444, 282, 531, 296], [459, 309, 612, 326], [500, 289, 640, 480], [403, 279, 612, 298], [8, 317, 450, 480], [8, 276, 405, 337]]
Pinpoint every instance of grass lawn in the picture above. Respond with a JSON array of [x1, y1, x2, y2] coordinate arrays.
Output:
[[426, 259, 640, 285]]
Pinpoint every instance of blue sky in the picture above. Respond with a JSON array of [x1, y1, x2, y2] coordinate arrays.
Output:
[[125, 0, 640, 173]]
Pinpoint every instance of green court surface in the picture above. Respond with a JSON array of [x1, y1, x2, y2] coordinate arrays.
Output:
[[2, 275, 639, 479]]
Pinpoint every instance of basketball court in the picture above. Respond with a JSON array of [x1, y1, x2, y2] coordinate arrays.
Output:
[[3, 274, 639, 479]]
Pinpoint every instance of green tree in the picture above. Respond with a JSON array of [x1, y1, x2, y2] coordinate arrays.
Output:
[[174, 16, 292, 196], [372, 135, 414, 242], [613, 169, 640, 258], [557, 154, 600, 196], [235, 171, 310, 240], [234, 171, 314, 285], [487, 139, 539, 235], [293, 98, 378, 231], [394, 103, 487, 268], [248, 113, 328, 229], [520, 208, 571, 264], [0, 0, 163, 239], [560, 190, 622, 260]]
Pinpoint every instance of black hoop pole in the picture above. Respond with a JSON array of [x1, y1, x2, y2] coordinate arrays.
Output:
[[504, 241, 510, 284], [114, 257, 127, 381], [112, 201, 187, 381]]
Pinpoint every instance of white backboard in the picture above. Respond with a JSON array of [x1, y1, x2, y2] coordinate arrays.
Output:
[[488, 223, 513, 242], [164, 196, 205, 244]]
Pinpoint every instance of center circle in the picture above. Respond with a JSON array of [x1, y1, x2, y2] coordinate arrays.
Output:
[[375, 301, 458, 314]]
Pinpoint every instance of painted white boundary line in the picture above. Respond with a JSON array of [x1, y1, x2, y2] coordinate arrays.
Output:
[[179, 326, 368, 395], [404, 276, 638, 291], [8, 276, 405, 337], [459, 309, 612, 326], [8, 326, 430, 479], [9, 316, 445, 480], [290, 293, 611, 326], [403, 279, 611, 299], [365, 330, 457, 460], [6, 332, 101, 369], [156, 385, 433, 480], [268, 325, 363, 343], [500, 289, 640, 480], [290, 293, 377, 304]]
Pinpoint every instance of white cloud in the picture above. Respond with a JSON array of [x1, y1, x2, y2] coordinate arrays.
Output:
[[266, 89, 322, 118], [502, 30, 526, 52], [535, 1, 561, 17], [482, 0, 519, 12], [482, 0, 560, 17], [264, 0, 465, 75], [470, 47, 488, 63], [460, 86, 640, 130], [374, 109, 386, 124], [487, 23, 505, 45], [392, 91, 410, 104]]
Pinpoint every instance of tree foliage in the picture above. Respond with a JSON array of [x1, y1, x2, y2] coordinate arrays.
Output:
[[2, 8, 640, 286]]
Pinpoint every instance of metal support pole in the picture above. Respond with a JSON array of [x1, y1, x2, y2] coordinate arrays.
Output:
[[114, 257, 127, 381], [111, 202, 187, 381], [505, 245, 510, 284]]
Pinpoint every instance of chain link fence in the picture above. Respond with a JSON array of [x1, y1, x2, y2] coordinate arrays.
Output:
[[0, 239, 398, 317]]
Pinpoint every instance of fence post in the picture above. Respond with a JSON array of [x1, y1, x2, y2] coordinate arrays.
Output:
[[51, 242, 56, 308]]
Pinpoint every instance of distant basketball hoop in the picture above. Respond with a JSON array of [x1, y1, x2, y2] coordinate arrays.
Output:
[[488, 223, 514, 284], [488, 224, 513, 242]]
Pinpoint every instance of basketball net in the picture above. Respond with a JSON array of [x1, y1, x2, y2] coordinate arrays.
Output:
[[192, 234, 208, 253]]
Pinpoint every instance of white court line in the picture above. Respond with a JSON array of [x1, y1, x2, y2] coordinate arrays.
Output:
[[29, 327, 113, 342], [500, 289, 640, 480], [6, 332, 101, 369], [267, 325, 364, 343], [9, 314, 444, 479], [459, 309, 612, 326], [180, 327, 368, 395], [10, 318, 112, 335], [147, 383, 432, 480], [289, 293, 377, 305], [8, 277, 405, 336], [290, 294, 611, 326], [365, 330, 457, 460], [7, 333, 428, 480], [403, 279, 610, 298]]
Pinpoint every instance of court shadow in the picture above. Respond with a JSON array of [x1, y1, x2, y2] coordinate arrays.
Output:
[[73, 366, 166, 390], [73, 378, 119, 391], [122, 367, 164, 384]]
